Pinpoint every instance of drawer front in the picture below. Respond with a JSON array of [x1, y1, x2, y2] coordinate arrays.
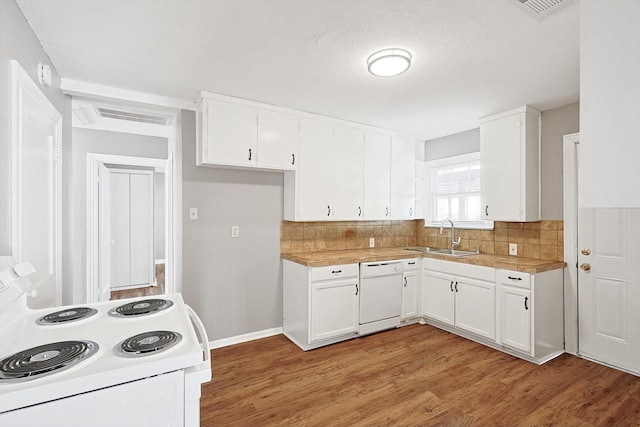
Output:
[[497, 269, 531, 289], [311, 263, 359, 281], [403, 258, 419, 271]]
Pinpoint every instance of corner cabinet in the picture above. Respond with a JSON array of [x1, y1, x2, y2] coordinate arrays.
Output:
[[480, 106, 540, 222], [283, 261, 359, 351], [496, 269, 564, 362], [197, 97, 298, 171]]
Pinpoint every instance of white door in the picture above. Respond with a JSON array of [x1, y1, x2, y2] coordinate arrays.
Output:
[[421, 270, 455, 325], [333, 125, 364, 220], [11, 61, 62, 308], [578, 208, 640, 374], [390, 136, 415, 219], [310, 279, 359, 342], [363, 132, 391, 220], [257, 110, 298, 170], [296, 119, 334, 220], [455, 277, 496, 340]]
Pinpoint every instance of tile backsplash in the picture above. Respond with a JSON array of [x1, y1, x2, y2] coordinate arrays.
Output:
[[281, 219, 564, 261]]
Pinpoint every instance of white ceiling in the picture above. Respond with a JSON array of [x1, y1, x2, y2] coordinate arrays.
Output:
[[16, 0, 579, 140]]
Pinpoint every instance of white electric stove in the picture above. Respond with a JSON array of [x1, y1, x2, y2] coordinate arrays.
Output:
[[0, 257, 211, 427]]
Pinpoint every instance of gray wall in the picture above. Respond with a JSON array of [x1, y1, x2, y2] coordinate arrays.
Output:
[[70, 128, 168, 302], [425, 128, 480, 161], [540, 102, 579, 220], [180, 110, 284, 341], [0, 0, 73, 300]]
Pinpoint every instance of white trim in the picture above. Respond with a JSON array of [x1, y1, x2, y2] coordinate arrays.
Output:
[[87, 154, 175, 303], [563, 133, 580, 355], [199, 90, 421, 140], [11, 60, 63, 307], [61, 78, 196, 111], [208, 327, 283, 350]]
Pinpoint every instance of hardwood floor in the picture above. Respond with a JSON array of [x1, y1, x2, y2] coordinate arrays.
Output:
[[109, 264, 165, 300], [201, 324, 640, 426]]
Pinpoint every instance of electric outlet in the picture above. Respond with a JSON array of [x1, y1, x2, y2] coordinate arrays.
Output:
[[509, 243, 518, 256], [369, 237, 375, 248], [231, 226, 240, 238], [189, 208, 198, 220]]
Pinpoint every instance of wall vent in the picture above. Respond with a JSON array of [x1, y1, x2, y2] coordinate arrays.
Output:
[[95, 107, 171, 126], [513, 0, 574, 22]]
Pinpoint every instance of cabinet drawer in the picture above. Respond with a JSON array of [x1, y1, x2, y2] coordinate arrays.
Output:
[[403, 258, 419, 271], [497, 269, 531, 289], [311, 263, 359, 282]]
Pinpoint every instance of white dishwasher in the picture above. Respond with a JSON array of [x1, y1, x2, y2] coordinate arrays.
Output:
[[359, 260, 403, 335]]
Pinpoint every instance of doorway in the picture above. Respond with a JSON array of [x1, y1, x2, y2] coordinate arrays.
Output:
[[88, 153, 174, 302]]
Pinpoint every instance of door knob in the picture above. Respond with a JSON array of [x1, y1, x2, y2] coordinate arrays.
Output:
[[581, 248, 591, 256], [580, 263, 591, 271]]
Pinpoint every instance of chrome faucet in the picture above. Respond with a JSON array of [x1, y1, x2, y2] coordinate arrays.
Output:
[[440, 218, 461, 251]]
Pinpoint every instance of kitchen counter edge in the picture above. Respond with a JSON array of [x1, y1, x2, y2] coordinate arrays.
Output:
[[281, 248, 566, 274]]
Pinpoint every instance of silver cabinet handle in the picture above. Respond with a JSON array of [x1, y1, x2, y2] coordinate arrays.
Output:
[[404, 277, 407, 287], [358, 206, 362, 217], [409, 207, 413, 216], [385, 207, 389, 217], [485, 205, 489, 216]]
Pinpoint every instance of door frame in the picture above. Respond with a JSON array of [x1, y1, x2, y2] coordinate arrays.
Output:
[[11, 60, 62, 306], [87, 153, 174, 302], [562, 132, 579, 354]]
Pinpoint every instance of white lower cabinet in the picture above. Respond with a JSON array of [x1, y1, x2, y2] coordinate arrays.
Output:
[[283, 260, 359, 350], [496, 269, 564, 362], [422, 261, 496, 341], [401, 258, 420, 321]]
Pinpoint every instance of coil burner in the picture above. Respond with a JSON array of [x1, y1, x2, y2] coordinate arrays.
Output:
[[36, 307, 98, 325], [0, 340, 99, 382], [117, 331, 182, 357], [108, 299, 173, 318]]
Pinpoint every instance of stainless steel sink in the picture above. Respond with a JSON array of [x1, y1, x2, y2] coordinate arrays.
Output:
[[405, 247, 478, 257]]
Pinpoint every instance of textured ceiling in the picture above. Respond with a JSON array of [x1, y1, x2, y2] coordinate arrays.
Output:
[[16, 0, 579, 140]]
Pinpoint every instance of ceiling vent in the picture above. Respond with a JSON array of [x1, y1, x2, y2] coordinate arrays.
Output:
[[95, 107, 171, 126], [513, 0, 574, 22]]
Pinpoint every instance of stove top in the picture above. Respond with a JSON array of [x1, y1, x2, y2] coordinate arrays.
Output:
[[118, 331, 182, 357], [36, 307, 98, 325], [108, 298, 173, 317], [0, 340, 98, 382]]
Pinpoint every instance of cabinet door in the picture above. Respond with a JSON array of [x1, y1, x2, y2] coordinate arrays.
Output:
[[421, 270, 455, 325], [257, 110, 298, 170], [390, 136, 415, 219], [310, 279, 359, 342], [202, 99, 257, 166], [332, 126, 364, 220], [402, 271, 419, 319], [498, 285, 532, 354], [296, 119, 334, 220], [454, 277, 496, 340], [363, 132, 391, 220], [480, 113, 522, 221]]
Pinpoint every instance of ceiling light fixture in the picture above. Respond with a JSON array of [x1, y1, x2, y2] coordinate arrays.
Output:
[[367, 48, 412, 77]]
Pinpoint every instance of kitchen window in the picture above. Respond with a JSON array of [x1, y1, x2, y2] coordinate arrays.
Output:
[[424, 152, 493, 229]]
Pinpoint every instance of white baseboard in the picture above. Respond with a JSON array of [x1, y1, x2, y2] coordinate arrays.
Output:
[[208, 327, 283, 349]]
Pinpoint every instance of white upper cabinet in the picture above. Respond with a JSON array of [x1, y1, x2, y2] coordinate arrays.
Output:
[[198, 97, 298, 171], [289, 118, 334, 220], [257, 110, 298, 170], [332, 126, 364, 220], [363, 132, 391, 220], [390, 136, 415, 219], [199, 98, 258, 167], [480, 106, 540, 222]]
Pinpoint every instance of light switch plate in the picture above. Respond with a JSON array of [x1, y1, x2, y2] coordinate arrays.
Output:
[[189, 208, 198, 220], [231, 226, 240, 238], [509, 243, 518, 256]]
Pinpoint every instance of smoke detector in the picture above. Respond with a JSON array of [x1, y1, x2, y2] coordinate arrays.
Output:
[[512, 0, 574, 22]]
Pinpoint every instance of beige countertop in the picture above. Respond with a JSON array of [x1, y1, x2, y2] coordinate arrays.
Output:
[[281, 247, 566, 273]]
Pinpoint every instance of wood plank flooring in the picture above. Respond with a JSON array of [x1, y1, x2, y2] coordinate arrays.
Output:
[[201, 324, 640, 426]]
